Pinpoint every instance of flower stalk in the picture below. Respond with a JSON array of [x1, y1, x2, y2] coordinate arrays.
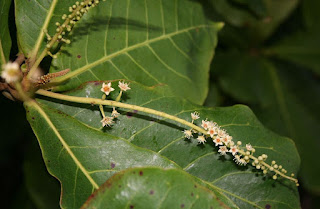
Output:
[[36, 87, 299, 185]]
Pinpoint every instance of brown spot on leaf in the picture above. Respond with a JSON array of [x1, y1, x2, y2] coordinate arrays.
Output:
[[106, 182, 112, 188], [77, 55, 81, 58], [265, 204, 271, 209], [111, 162, 115, 169], [149, 190, 154, 195], [130, 205, 134, 209], [180, 204, 185, 208], [127, 112, 134, 118], [139, 171, 143, 176]]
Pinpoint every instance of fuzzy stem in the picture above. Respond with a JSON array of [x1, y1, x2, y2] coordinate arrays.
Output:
[[237, 149, 298, 183], [99, 94, 107, 118], [15, 82, 31, 101], [36, 89, 205, 133], [27, 0, 93, 80], [99, 104, 106, 118], [29, 0, 59, 62]]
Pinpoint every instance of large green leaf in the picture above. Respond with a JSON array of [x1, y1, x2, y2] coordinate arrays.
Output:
[[265, 30, 320, 75], [81, 167, 228, 209], [15, 0, 221, 105], [210, 0, 298, 44], [212, 51, 320, 193], [0, 0, 11, 67], [264, 0, 320, 76], [25, 99, 178, 209], [27, 82, 300, 208]]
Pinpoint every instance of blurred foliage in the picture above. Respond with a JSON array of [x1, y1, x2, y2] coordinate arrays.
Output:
[[205, 0, 320, 208]]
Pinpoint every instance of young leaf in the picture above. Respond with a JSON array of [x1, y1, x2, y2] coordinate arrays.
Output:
[[28, 82, 300, 209]]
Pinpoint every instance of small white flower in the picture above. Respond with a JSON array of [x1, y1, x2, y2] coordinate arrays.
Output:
[[234, 155, 247, 166], [218, 129, 226, 138], [207, 127, 217, 138], [101, 82, 115, 95], [208, 121, 217, 129], [229, 145, 238, 156], [183, 130, 193, 139], [201, 120, 210, 130], [213, 137, 223, 146], [246, 143, 252, 151], [1, 62, 21, 83], [222, 135, 232, 145], [111, 109, 120, 118], [101, 116, 114, 127], [118, 81, 131, 91], [218, 146, 228, 155], [197, 135, 206, 144], [191, 111, 200, 121]]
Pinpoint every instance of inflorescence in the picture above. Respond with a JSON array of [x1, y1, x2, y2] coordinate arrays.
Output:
[[184, 112, 299, 186], [44, 0, 106, 59], [99, 81, 131, 127], [97, 81, 299, 186]]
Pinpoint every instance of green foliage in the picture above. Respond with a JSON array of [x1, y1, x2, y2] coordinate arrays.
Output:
[[81, 167, 230, 209], [16, 0, 221, 104], [0, 0, 11, 67], [26, 82, 299, 208], [4, 0, 320, 208], [210, 0, 320, 196], [210, 0, 298, 45]]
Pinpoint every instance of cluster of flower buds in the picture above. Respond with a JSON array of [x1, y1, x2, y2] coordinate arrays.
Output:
[[183, 112, 299, 186], [44, 0, 106, 58], [100, 81, 131, 127]]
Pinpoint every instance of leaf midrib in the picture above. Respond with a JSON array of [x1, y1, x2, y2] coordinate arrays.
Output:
[[30, 0, 58, 58], [27, 100, 100, 189], [53, 24, 218, 84]]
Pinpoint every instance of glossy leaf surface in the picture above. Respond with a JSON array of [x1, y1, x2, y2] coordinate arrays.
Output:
[[27, 81, 300, 208], [82, 167, 228, 209], [213, 51, 320, 192], [15, 0, 222, 104]]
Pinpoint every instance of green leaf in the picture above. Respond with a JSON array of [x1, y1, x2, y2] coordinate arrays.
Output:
[[15, 0, 60, 55], [211, 0, 298, 44], [81, 167, 229, 209], [28, 82, 300, 209], [212, 50, 320, 193], [302, 0, 320, 28], [15, 0, 222, 105], [229, 0, 267, 17], [265, 0, 320, 76], [265, 30, 320, 75], [25, 98, 179, 209], [0, 0, 11, 66]]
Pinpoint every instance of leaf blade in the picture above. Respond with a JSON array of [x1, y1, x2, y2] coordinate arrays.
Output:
[[31, 81, 301, 209], [0, 0, 12, 66]]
